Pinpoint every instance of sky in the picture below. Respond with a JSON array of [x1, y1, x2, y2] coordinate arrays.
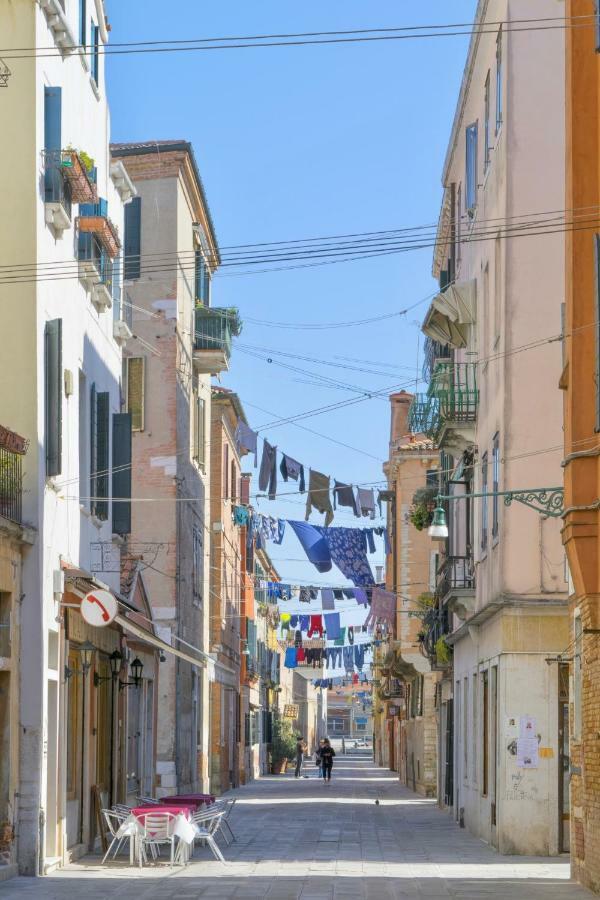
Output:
[[106, 1, 477, 587]]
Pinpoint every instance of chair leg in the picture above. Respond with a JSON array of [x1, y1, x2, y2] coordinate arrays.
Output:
[[207, 835, 225, 863], [223, 820, 236, 843], [102, 837, 118, 864]]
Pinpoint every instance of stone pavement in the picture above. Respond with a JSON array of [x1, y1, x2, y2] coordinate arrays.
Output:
[[0, 753, 593, 899]]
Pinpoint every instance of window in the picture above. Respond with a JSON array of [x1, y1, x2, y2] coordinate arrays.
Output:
[[192, 525, 203, 604], [192, 390, 206, 469], [78, 372, 88, 509], [484, 72, 491, 171], [574, 615, 582, 740], [223, 444, 229, 499], [596, 236, 600, 431], [230, 460, 237, 503], [492, 433, 500, 538], [472, 673, 478, 784], [124, 197, 142, 280], [455, 184, 462, 271], [494, 235, 502, 345], [79, 0, 86, 47], [112, 413, 132, 535], [463, 677, 468, 780], [194, 250, 210, 306], [482, 670, 489, 797], [44, 318, 62, 476], [125, 357, 145, 431], [44, 87, 62, 204], [481, 452, 488, 552], [465, 123, 478, 213], [91, 21, 99, 85], [90, 387, 109, 520], [495, 28, 503, 133]]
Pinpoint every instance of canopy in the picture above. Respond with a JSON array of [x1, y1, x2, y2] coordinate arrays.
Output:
[[422, 280, 477, 349]]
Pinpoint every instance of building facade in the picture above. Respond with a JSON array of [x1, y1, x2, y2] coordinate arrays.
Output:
[[111, 140, 234, 797], [409, 0, 569, 855], [562, 0, 600, 890]]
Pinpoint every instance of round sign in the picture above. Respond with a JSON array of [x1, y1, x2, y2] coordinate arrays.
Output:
[[81, 589, 118, 627]]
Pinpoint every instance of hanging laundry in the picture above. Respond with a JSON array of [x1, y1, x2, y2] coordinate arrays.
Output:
[[333, 589, 344, 601], [356, 487, 377, 520], [307, 615, 324, 638], [315, 526, 374, 587], [352, 673, 359, 685], [280, 454, 306, 493], [321, 588, 335, 610], [354, 645, 365, 670], [343, 646, 355, 673], [280, 613, 291, 634], [323, 612, 341, 640], [296, 648, 306, 663], [364, 587, 396, 630], [333, 481, 360, 516], [284, 647, 298, 669], [306, 647, 323, 667], [375, 526, 391, 556], [343, 589, 355, 600], [259, 439, 278, 500], [235, 421, 258, 467], [288, 521, 332, 573], [299, 615, 310, 632], [294, 630, 302, 647], [290, 615, 299, 628], [334, 627, 346, 647], [233, 505, 250, 526], [327, 647, 343, 668], [364, 529, 376, 554], [347, 626, 355, 645], [305, 470, 334, 527], [299, 586, 312, 603]]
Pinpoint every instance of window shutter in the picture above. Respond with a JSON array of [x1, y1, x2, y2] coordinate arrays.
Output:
[[194, 250, 204, 304], [90, 383, 97, 508], [45, 318, 62, 476], [92, 22, 99, 84], [112, 252, 122, 318], [240, 475, 250, 506], [44, 87, 62, 201], [79, 0, 86, 46], [203, 267, 211, 308], [124, 197, 142, 280], [112, 413, 132, 535], [95, 392, 109, 520], [126, 357, 145, 430]]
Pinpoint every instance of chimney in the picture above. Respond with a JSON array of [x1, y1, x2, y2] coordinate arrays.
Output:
[[389, 390, 415, 443]]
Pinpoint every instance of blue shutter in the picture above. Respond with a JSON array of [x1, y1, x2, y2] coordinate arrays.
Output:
[[124, 197, 142, 280], [466, 123, 478, 211], [92, 22, 99, 84], [90, 383, 97, 510], [112, 253, 122, 319], [44, 87, 62, 201], [44, 319, 62, 476], [94, 392, 109, 520], [79, 0, 86, 46], [112, 413, 132, 534], [194, 249, 204, 303]]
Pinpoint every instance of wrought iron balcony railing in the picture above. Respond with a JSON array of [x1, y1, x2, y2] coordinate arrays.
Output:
[[0, 442, 25, 525], [437, 555, 475, 601], [194, 307, 235, 358], [408, 362, 478, 440]]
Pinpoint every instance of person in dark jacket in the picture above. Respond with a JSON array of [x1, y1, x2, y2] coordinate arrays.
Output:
[[315, 738, 325, 777], [320, 738, 336, 782], [295, 737, 307, 777]]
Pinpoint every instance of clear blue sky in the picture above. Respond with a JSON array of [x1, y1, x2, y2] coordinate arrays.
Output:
[[106, 1, 477, 586]]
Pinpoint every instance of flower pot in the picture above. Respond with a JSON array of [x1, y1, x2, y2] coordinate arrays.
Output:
[[271, 758, 288, 774]]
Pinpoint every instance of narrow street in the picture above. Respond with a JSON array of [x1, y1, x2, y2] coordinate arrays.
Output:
[[0, 752, 590, 899]]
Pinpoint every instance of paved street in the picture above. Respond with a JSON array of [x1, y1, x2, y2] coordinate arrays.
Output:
[[0, 753, 591, 899]]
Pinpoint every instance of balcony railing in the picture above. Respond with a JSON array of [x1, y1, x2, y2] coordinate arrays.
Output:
[[408, 362, 478, 440], [78, 233, 113, 288], [77, 210, 121, 259], [437, 555, 475, 600], [0, 440, 25, 525], [193, 307, 238, 374], [420, 606, 452, 671]]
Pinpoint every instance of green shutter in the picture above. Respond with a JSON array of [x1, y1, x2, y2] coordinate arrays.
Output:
[[94, 392, 109, 520], [112, 413, 132, 534], [45, 319, 62, 476], [124, 197, 142, 280]]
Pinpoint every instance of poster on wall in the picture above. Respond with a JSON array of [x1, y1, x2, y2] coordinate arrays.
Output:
[[517, 737, 539, 768]]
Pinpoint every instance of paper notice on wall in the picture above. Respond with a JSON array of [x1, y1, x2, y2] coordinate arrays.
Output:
[[517, 737, 539, 768], [505, 717, 518, 738], [519, 715, 536, 739]]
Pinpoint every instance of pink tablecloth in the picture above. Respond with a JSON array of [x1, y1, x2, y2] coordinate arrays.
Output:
[[132, 804, 194, 820], [159, 794, 215, 808]]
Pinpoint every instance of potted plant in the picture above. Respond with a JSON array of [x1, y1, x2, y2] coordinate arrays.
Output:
[[409, 486, 438, 531], [271, 716, 296, 774], [434, 636, 452, 666]]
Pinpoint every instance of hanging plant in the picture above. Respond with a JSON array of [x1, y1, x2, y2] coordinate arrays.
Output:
[[409, 486, 438, 531], [223, 307, 243, 337], [435, 636, 452, 665]]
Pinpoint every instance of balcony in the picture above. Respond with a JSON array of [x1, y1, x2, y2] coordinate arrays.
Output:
[[39, 0, 77, 54], [43, 152, 73, 234], [193, 307, 239, 375], [437, 555, 476, 621], [408, 362, 478, 450], [77, 212, 121, 260], [0, 426, 27, 525], [78, 233, 113, 311], [419, 606, 452, 672]]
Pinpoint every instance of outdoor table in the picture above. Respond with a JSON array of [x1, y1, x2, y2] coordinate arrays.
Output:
[[125, 805, 195, 866], [159, 793, 215, 807]]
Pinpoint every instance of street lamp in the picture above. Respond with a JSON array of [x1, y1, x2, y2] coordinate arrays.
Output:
[[428, 504, 449, 540], [119, 656, 144, 690], [427, 486, 564, 540], [64, 640, 96, 680], [93, 649, 123, 687]]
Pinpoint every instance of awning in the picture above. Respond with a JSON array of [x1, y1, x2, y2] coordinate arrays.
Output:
[[115, 614, 207, 671], [422, 280, 477, 349]]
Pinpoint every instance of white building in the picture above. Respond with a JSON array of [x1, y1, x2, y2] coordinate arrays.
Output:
[[0, 0, 156, 876], [410, 0, 569, 856]]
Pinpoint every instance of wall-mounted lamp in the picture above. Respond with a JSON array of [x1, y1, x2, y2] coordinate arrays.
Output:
[[119, 656, 144, 690], [93, 649, 123, 687], [65, 640, 96, 680]]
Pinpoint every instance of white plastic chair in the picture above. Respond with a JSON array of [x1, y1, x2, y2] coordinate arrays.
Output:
[[101, 809, 131, 863], [136, 811, 177, 868], [200, 801, 236, 844], [191, 808, 226, 861]]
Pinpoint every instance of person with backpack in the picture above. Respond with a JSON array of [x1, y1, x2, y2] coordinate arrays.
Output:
[[320, 738, 336, 782]]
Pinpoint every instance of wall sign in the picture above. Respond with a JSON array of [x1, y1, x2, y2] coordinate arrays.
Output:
[[81, 589, 118, 627]]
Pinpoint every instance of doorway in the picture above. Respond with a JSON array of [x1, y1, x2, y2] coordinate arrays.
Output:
[[558, 663, 570, 852]]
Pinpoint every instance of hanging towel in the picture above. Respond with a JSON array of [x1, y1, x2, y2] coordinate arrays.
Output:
[[333, 481, 360, 516], [321, 588, 335, 610], [356, 487, 377, 520], [305, 470, 334, 527], [259, 440, 278, 500], [323, 612, 341, 640], [334, 627, 346, 647], [354, 589, 368, 607], [235, 421, 258, 467], [284, 647, 298, 669], [307, 615, 323, 638], [315, 526, 374, 587], [288, 521, 332, 573], [233, 505, 250, 526], [280, 454, 306, 493], [299, 615, 310, 632]]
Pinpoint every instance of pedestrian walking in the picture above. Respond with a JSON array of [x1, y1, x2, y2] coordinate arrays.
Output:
[[321, 737, 336, 782], [295, 736, 307, 777], [315, 738, 325, 777]]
